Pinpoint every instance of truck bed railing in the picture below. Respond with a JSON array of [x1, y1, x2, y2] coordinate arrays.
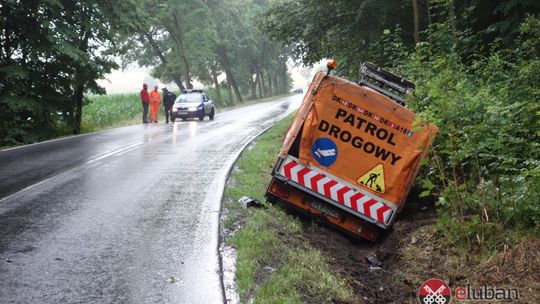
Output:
[[359, 62, 415, 106]]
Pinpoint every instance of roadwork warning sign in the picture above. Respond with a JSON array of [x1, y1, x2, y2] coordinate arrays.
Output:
[[357, 164, 385, 193]]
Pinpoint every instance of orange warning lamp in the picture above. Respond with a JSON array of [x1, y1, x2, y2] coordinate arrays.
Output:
[[326, 59, 337, 76], [327, 59, 337, 70]]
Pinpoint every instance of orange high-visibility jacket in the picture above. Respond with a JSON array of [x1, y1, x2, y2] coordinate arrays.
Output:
[[149, 91, 161, 105]]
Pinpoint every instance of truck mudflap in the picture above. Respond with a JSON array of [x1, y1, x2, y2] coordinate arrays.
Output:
[[275, 155, 397, 229]]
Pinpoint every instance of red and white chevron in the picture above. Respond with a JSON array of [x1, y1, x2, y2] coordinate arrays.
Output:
[[278, 156, 395, 226]]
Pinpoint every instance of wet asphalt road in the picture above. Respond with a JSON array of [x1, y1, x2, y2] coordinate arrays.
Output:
[[0, 95, 301, 304]]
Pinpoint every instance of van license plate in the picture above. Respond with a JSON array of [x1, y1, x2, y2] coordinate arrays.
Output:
[[309, 200, 339, 218]]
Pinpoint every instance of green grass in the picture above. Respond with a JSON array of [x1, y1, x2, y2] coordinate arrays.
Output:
[[223, 114, 354, 304]]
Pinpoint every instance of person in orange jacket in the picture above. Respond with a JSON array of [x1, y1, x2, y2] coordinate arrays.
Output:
[[149, 85, 161, 123]]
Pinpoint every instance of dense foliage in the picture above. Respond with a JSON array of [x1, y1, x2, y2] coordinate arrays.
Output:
[[125, 0, 291, 106], [0, 0, 291, 146], [262, 0, 539, 250], [0, 0, 141, 144], [402, 15, 539, 251]]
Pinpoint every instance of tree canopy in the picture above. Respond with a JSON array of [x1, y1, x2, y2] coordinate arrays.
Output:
[[260, 0, 540, 244], [1, 0, 142, 142], [262, 0, 540, 78], [0, 0, 291, 146], [125, 0, 291, 104]]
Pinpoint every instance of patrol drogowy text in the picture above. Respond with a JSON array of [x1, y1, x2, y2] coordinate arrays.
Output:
[[317, 107, 403, 166]]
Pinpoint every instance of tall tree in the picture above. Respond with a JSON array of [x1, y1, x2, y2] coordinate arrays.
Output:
[[412, 0, 420, 43], [0, 0, 140, 141], [206, 0, 246, 102], [127, 0, 217, 91], [261, 0, 539, 78], [261, 0, 416, 78], [127, 0, 291, 103]]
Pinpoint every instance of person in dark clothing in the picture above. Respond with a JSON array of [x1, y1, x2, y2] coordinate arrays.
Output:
[[162, 87, 177, 123], [140, 83, 150, 123]]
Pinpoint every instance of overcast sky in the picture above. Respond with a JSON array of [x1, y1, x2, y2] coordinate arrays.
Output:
[[96, 65, 161, 94], [97, 64, 312, 94]]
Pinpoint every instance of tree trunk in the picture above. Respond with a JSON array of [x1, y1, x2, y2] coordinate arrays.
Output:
[[267, 73, 272, 96], [250, 79, 257, 99], [412, 0, 420, 43], [258, 42, 267, 96], [256, 68, 263, 98], [426, 0, 432, 25], [217, 45, 243, 102], [273, 72, 278, 94], [170, 13, 192, 89], [227, 82, 234, 105], [226, 69, 242, 102], [250, 65, 257, 99], [259, 70, 267, 97], [144, 32, 167, 65], [72, 84, 83, 134], [279, 64, 288, 93], [210, 64, 222, 103], [181, 52, 192, 89], [72, 27, 91, 135], [449, 0, 456, 41], [172, 73, 185, 92]]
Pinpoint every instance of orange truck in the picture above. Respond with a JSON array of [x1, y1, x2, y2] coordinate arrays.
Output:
[[266, 62, 439, 241]]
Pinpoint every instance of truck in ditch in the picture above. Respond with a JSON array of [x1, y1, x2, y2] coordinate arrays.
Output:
[[265, 61, 439, 241]]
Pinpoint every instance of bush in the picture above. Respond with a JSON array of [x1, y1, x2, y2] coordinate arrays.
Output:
[[380, 14, 540, 251]]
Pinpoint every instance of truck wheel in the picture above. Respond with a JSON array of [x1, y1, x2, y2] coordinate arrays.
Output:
[[209, 108, 215, 120]]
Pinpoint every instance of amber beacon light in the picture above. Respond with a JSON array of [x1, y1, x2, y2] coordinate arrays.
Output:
[[326, 59, 337, 75]]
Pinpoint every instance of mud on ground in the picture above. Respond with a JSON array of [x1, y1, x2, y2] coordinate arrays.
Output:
[[297, 193, 437, 304], [296, 193, 539, 304]]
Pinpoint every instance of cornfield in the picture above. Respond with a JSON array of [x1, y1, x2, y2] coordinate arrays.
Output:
[[82, 93, 164, 132]]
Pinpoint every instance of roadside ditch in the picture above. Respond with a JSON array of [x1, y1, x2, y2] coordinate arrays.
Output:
[[219, 114, 539, 304]]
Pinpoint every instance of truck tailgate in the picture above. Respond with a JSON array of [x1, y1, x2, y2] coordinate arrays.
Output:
[[274, 155, 397, 229]]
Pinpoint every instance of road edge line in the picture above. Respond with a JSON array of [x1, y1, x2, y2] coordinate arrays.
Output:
[[216, 109, 294, 303], [216, 124, 274, 304]]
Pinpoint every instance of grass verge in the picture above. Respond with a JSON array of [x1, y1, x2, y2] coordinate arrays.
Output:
[[222, 114, 354, 304], [220, 112, 539, 304]]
